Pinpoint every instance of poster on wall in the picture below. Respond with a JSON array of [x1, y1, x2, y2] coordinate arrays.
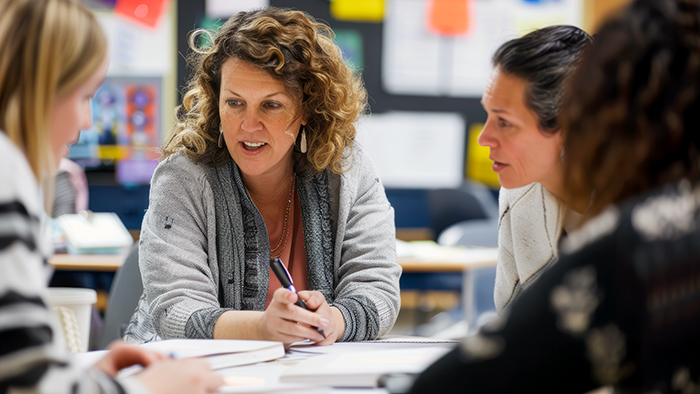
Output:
[[69, 76, 162, 185], [356, 112, 466, 189], [205, 0, 269, 18], [382, 0, 584, 97]]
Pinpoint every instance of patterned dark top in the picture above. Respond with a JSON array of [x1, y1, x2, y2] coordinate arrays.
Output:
[[410, 180, 700, 394]]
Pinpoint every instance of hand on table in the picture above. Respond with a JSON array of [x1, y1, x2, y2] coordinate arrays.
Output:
[[135, 358, 223, 394], [93, 340, 166, 376], [258, 288, 332, 345], [92, 340, 223, 394], [297, 290, 344, 346]]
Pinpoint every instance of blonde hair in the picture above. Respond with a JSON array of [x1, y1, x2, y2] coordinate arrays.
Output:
[[0, 0, 107, 181], [164, 7, 367, 174]]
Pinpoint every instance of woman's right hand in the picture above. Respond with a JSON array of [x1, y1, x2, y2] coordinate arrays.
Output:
[[135, 358, 223, 394], [258, 288, 329, 344]]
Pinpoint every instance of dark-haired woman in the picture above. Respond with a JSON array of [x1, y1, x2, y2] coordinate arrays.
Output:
[[124, 7, 401, 346], [410, 0, 700, 392], [480, 25, 592, 311]]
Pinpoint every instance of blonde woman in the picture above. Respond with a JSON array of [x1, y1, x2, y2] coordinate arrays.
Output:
[[0, 1, 222, 393], [125, 7, 401, 346]]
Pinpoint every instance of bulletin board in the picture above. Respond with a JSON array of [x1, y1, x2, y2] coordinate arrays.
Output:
[[73, 2, 178, 186], [383, 0, 583, 97], [176, 0, 584, 189]]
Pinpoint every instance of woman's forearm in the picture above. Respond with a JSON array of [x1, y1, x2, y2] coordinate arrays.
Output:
[[212, 310, 265, 340], [331, 306, 345, 340]]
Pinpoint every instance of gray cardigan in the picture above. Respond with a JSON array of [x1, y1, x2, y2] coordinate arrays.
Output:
[[124, 147, 401, 343]]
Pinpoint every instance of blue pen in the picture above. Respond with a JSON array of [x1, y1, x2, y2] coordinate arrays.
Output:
[[269, 258, 326, 339]]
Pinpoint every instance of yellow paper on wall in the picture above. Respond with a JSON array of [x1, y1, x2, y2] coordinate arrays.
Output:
[[466, 123, 500, 189], [98, 145, 127, 160], [330, 0, 384, 22], [515, 15, 568, 36]]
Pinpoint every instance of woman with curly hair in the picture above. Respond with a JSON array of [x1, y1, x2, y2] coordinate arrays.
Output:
[[409, 0, 700, 391], [0, 0, 222, 393], [125, 7, 401, 346]]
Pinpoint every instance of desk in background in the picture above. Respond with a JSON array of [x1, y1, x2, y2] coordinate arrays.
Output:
[[48, 248, 497, 276], [48, 252, 128, 312], [48, 252, 128, 272], [48, 247, 498, 321], [398, 246, 497, 291]]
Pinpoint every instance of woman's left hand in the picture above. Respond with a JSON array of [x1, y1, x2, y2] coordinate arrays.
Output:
[[297, 290, 345, 346], [93, 340, 168, 376]]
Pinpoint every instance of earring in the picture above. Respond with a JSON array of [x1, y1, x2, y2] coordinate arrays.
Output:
[[560, 148, 565, 161], [300, 126, 307, 154], [218, 125, 223, 148]]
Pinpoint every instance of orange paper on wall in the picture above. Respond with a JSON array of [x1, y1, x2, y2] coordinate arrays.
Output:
[[428, 0, 472, 36]]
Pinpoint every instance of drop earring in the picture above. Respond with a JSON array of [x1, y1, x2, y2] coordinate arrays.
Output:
[[300, 126, 307, 154], [218, 125, 223, 148]]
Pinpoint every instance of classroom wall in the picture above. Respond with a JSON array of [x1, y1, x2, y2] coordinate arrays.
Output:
[[91, 0, 630, 234]]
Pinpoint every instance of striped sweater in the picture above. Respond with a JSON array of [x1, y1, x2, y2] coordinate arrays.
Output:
[[0, 132, 145, 394]]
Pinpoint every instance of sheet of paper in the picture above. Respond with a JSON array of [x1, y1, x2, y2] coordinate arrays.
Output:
[[403, 241, 498, 263], [96, 12, 173, 76], [279, 346, 454, 388], [217, 361, 325, 393], [383, 0, 443, 95], [287, 340, 456, 359], [355, 112, 466, 188], [71, 350, 108, 370], [206, 0, 269, 19]]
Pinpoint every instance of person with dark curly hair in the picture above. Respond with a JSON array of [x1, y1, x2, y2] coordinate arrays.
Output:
[[408, 0, 700, 392], [480, 26, 593, 312], [124, 7, 401, 346]]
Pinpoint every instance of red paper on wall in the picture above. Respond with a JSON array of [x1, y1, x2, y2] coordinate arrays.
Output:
[[114, 0, 169, 29]]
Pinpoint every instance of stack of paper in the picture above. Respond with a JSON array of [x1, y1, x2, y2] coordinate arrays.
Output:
[[140, 339, 285, 370], [57, 212, 133, 254], [280, 346, 454, 388]]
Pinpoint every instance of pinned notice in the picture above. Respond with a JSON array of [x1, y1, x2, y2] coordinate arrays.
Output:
[[427, 0, 472, 36], [115, 0, 170, 29], [330, 0, 384, 22]]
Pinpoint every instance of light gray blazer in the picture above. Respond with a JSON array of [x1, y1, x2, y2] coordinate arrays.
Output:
[[124, 147, 401, 343]]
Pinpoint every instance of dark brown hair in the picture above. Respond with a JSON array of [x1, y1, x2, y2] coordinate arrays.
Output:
[[563, 0, 700, 215], [163, 7, 367, 174], [493, 25, 592, 133]]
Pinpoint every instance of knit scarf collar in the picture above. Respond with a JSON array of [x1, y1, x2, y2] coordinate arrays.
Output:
[[207, 159, 335, 311]]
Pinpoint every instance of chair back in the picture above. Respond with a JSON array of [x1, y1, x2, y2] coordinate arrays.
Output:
[[427, 181, 498, 239], [98, 245, 142, 349]]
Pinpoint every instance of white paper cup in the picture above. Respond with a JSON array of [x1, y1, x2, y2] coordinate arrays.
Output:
[[47, 288, 97, 352]]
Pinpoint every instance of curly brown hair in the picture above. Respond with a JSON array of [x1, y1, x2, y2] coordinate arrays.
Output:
[[562, 0, 700, 215], [163, 7, 367, 174]]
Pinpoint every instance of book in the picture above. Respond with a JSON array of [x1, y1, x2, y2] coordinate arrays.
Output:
[[140, 339, 286, 370], [280, 345, 454, 388], [57, 212, 133, 254]]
